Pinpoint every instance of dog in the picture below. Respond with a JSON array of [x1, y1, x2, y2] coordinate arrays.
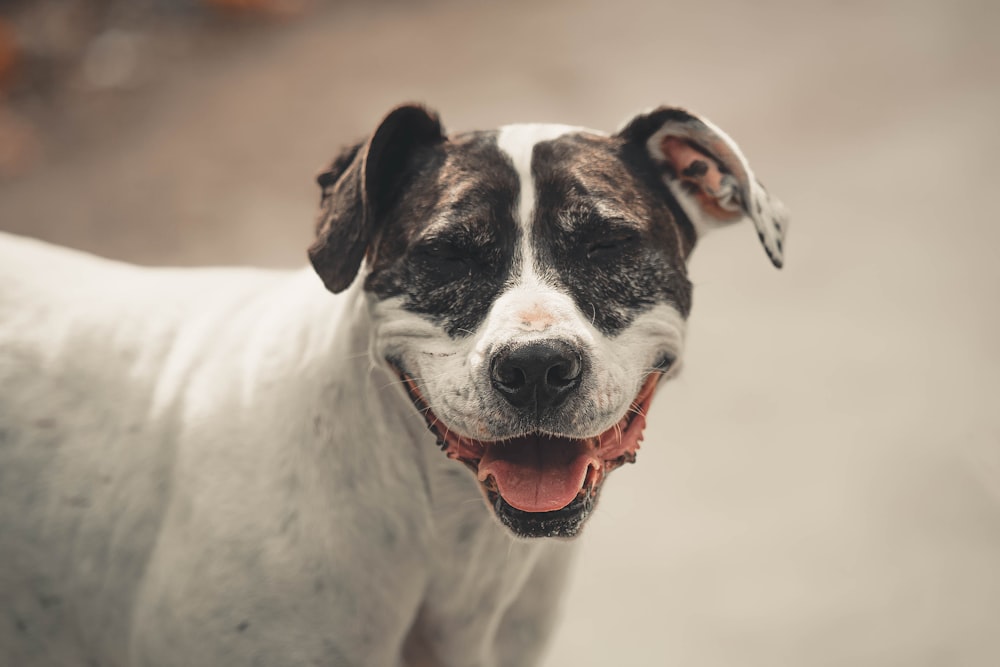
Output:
[[0, 103, 787, 666]]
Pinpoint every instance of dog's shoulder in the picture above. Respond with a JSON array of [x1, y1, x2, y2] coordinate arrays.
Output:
[[0, 232, 305, 406]]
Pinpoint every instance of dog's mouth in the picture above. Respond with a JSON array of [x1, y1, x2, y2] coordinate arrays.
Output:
[[394, 367, 662, 538]]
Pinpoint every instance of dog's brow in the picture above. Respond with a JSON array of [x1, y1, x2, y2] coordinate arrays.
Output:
[[557, 203, 643, 231], [417, 215, 497, 241], [590, 200, 642, 225], [415, 230, 482, 249]]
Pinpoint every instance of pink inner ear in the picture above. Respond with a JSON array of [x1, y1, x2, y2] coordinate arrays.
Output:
[[661, 137, 742, 222]]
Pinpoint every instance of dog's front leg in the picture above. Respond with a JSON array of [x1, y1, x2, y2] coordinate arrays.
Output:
[[128, 511, 429, 667]]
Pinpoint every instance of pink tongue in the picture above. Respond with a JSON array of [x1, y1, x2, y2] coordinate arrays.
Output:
[[478, 436, 599, 512]]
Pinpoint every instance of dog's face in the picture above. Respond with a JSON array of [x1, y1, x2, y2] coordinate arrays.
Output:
[[309, 105, 787, 538]]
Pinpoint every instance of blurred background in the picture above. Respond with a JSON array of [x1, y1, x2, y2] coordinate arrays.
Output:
[[2, 0, 998, 664]]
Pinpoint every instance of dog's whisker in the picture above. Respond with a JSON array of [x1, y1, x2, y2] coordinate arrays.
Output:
[[627, 404, 648, 419], [375, 369, 457, 392]]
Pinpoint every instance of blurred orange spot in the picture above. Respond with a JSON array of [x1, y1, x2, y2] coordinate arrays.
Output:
[[0, 19, 16, 88], [204, 0, 311, 17], [0, 106, 41, 178]]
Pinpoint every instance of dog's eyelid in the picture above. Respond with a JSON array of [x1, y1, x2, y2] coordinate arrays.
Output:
[[583, 223, 643, 258], [602, 220, 642, 236], [587, 221, 642, 243], [415, 237, 471, 255], [572, 208, 642, 233]]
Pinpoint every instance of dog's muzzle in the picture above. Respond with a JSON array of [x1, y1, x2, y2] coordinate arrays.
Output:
[[393, 353, 663, 539]]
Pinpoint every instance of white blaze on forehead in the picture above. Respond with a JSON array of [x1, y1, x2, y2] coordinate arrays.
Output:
[[496, 123, 591, 285]]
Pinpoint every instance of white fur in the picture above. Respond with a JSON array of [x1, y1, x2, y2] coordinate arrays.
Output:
[[497, 123, 585, 285], [0, 233, 572, 667], [0, 124, 690, 667]]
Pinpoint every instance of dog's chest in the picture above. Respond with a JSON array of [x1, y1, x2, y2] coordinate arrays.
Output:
[[403, 461, 551, 652]]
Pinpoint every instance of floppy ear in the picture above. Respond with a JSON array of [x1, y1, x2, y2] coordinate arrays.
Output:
[[617, 107, 788, 268], [308, 104, 444, 293]]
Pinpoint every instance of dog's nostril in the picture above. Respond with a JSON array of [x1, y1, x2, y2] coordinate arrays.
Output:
[[546, 354, 581, 388], [495, 365, 526, 389]]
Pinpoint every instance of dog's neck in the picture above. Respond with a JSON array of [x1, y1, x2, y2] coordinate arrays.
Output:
[[288, 271, 564, 612], [289, 270, 519, 531]]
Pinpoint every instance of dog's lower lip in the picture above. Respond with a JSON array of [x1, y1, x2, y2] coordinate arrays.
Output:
[[392, 363, 661, 515], [490, 491, 595, 539]]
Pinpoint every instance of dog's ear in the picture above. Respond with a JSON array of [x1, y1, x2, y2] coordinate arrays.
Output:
[[617, 107, 788, 268], [309, 104, 444, 293]]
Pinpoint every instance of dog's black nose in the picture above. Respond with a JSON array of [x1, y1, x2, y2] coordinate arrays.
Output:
[[491, 341, 583, 412]]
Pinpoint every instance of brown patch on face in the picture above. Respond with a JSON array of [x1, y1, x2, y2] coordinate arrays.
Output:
[[534, 132, 696, 263], [365, 132, 515, 277], [660, 137, 742, 223], [529, 132, 695, 334], [363, 131, 521, 337], [516, 303, 556, 332]]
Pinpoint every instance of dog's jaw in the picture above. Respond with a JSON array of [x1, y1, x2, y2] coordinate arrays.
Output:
[[394, 365, 664, 538]]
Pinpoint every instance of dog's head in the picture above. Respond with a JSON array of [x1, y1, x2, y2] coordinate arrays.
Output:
[[308, 104, 787, 539]]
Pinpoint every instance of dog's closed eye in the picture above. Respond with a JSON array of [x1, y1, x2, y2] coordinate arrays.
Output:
[[412, 241, 478, 281], [585, 231, 641, 260]]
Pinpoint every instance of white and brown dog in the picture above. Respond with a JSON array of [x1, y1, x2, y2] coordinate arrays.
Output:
[[0, 104, 787, 666]]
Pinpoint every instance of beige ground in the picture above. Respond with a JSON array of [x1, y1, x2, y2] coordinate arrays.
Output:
[[2, 0, 999, 664]]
